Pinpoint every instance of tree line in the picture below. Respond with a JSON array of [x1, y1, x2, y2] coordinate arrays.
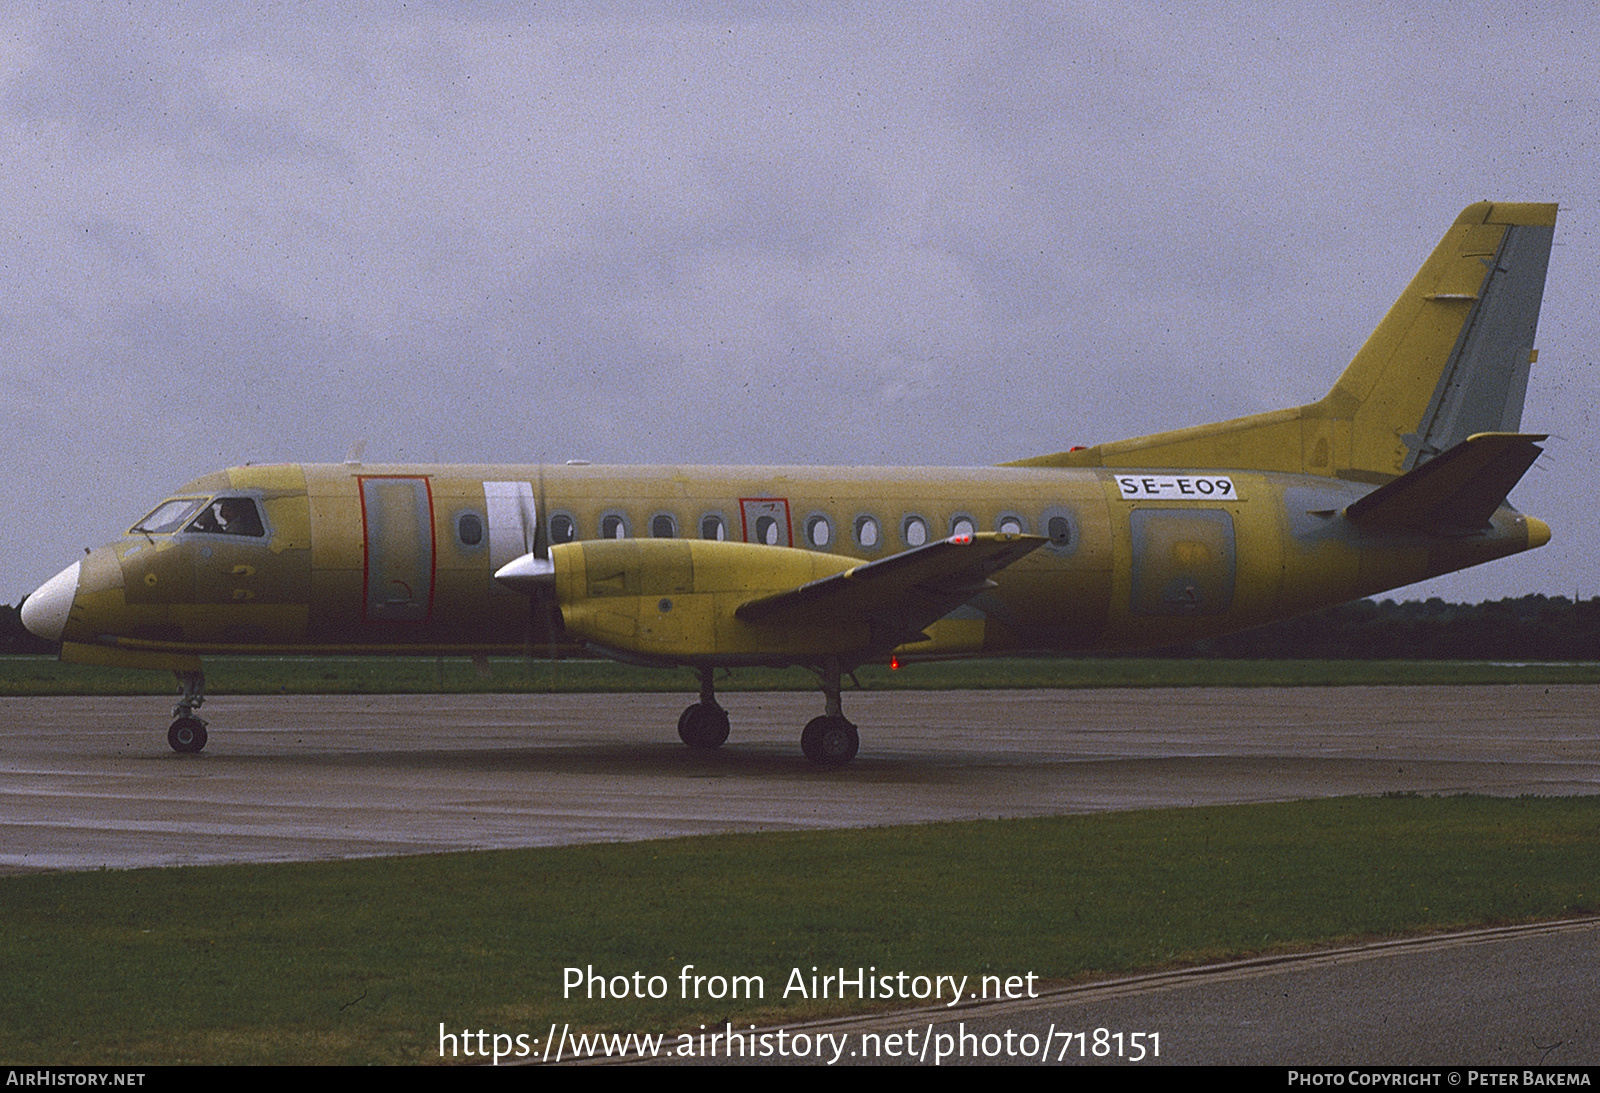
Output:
[[1149, 594, 1600, 661]]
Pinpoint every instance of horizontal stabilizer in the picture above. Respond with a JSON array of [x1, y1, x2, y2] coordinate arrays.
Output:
[[736, 532, 1045, 647], [1343, 432, 1545, 534]]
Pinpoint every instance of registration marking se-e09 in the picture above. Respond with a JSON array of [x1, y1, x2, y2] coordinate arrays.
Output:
[[1116, 475, 1238, 500]]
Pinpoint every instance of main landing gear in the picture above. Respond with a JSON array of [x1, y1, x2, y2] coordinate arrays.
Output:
[[167, 669, 209, 754], [677, 666, 731, 750], [675, 659, 860, 766], [801, 657, 858, 766]]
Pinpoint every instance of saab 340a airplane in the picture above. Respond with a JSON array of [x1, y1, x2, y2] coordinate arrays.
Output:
[[22, 202, 1559, 765]]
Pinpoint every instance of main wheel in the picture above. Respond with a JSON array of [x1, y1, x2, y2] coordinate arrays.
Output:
[[801, 715, 859, 766], [168, 717, 208, 754], [677, 702, 730, 750]]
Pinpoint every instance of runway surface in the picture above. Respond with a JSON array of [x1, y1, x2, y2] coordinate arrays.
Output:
[[2, 684, 1596, 872]]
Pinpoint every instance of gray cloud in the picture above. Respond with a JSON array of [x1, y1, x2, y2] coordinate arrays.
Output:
[[5, 0, 1597, 605]]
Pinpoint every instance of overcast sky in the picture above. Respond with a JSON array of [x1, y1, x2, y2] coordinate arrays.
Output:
[[5, 1, 1596, 607]]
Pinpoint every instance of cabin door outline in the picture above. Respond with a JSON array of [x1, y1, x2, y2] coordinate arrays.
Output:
[[360, 475, 437, 623], [1128, 508, 1236, 616]]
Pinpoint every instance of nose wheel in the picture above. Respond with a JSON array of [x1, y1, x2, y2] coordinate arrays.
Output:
[[168, 717, 208, 753], [168, 669, 210, 754]]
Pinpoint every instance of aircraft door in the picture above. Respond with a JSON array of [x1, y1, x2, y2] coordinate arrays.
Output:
[[1128, 509, 1236, 616], [360, 476, 435, 623], [740, 498, 792, 546]]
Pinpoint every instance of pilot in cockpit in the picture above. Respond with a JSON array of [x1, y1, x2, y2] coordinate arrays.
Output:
[[188, 497, 264, 537]]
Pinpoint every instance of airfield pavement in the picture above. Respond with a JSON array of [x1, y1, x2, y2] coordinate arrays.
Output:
[[2, 684, 1595, 872], [4, 684, 1598, 1067]]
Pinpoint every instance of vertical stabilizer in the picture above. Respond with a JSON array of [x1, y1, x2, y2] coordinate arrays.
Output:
[[1332, 202, 1555, 473], [1008, 202, 1558, 483]]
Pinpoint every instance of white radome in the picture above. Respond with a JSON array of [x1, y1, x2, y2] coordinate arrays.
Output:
[[21, 561, 79, 643]]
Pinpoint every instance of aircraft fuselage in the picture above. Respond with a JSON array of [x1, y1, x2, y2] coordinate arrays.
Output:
[[48, 459, 1544, 670]]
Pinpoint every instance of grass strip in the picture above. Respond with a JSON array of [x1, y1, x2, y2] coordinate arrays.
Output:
[[2, 654, 1598, 696], [3, 794, 1597, 1065]]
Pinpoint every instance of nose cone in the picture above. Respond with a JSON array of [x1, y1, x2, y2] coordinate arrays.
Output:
[[21, 561, 80, 642]]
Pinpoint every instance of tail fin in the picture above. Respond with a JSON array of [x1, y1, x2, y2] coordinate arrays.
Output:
[[1010, 202, 1557, 483]]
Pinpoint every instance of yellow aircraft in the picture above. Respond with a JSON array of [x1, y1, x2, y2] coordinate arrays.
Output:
[[22, 202, 1558, 765]]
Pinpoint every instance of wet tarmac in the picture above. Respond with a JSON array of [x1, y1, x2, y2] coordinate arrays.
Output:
[[3, 685, 1595, 872]]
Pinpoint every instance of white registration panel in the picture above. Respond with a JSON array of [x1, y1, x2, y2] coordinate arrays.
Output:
[[1116, 474, 1238, 501]]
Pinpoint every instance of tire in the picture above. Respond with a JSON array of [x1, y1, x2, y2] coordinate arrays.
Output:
[[801, 715, 858, 766], [677, 703, 730, 749], [168, 717, 208, 754]]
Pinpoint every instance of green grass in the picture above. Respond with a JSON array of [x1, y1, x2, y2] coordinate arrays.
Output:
[[2, 654, 1598, 696], [3, 794, 1597, 1065]]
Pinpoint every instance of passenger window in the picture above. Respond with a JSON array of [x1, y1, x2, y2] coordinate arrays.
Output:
[[1040, 507, 1078, 552], [950, 515, 976, 539], [457, 513, 484, 546], [854, 515, 880, 549], [700, 514, 726, 541], [997, 515, 1024, 535], [186, 497, 265, 537], [651, 514, 677, 538], [755, 514, 780, 545], [805, 514, 832, 548], [550, 513, 576, 544], [903, 516, 928, 547], [601, 513, 628, 539]]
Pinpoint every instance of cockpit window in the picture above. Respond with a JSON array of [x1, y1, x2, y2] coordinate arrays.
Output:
[[185, 497, 266, 537], [132, 498, 207, 535]]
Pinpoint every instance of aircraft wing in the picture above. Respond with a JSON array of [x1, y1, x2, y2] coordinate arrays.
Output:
[[735, 532, 1046, 648]]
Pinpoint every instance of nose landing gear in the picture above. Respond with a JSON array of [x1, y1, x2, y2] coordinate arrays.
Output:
[[167, 669, 209, 754]]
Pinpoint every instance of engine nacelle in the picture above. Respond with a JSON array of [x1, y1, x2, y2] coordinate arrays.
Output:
[[540, 538, 863, 662]]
